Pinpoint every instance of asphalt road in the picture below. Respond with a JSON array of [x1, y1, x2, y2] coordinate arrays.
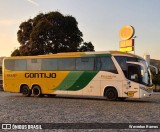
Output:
[[0, 91, 159, 131]]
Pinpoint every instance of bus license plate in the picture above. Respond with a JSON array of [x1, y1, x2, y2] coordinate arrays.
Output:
[[128, 91, 134, 97]]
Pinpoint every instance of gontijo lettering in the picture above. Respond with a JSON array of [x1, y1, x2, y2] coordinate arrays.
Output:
[[25, 73, 56, 78]]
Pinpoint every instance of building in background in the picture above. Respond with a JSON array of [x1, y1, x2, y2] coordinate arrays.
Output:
[[143, 53, 150, 65], [144, 53, 158, 75]]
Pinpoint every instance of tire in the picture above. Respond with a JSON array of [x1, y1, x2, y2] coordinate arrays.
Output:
[[21, 85, 31, 97], [47, 94, 56, 98], [105, 88, 118, 101], [117, 97, 126, 101], [32, 85, 42, 97]]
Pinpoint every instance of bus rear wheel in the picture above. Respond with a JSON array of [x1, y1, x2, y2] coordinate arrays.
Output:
[[21, 85, 31, 97], [105, 87, 118, 101], [32, 85, 42, 97], [47, 94, 56, 97]]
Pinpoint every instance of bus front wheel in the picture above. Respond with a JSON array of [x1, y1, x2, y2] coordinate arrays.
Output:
[[117, 97, 126, 101], [32, 85, 42, 97], [104, 87, 118, 101], [21, 85, 31, 97]]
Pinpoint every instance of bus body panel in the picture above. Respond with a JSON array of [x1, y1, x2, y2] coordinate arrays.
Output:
[[2, 51, 153, 99]]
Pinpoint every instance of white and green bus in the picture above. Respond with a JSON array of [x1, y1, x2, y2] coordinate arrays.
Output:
[[3, 51, 153, 100]]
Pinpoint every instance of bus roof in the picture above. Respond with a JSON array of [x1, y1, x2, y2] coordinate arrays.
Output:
[[4, 51, 144, 60], [110, 51, 144, 60]]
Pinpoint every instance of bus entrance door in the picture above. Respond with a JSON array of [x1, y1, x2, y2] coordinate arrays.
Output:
[[122, 63, 142, 98]]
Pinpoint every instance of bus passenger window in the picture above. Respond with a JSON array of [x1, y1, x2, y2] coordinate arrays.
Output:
[[27, 59, 41, 70], [4, 59, 27, 71], [41, 59, 58, 70], [58, 58, 76, 70], [15, 60, 27, 71], [76, 58, 94, 70], [95, 57, 117, 73], [4, 60, 15, 70]]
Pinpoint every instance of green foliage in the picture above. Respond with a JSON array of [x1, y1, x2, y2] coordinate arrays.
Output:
[[11, 49, 20, 56], [12, 11, 94, 56], [79, 42, 95, 52]]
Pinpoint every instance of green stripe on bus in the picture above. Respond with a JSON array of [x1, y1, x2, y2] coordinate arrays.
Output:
[[67, 71, 98, 91], [80, 54, 111, 57], [54, 71, 83, 90], [55, 71, 98, 91]]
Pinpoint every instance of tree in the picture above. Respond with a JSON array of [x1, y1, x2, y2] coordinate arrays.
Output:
[[11, 49, 20, 56], [12, 11, 94, 56], [79, 42, 94, 52]]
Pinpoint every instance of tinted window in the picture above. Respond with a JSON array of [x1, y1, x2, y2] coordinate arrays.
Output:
[[27, 59, 41, 70], [5, 59, 27, 71], [96, 57, 117, 73], [114, 56, 127, 70], [42, 59, 58, 70], [15, 60, 27, 70], [5, 59, 15, 70], [127, 57, 138, 62], [76, 58, 94, 70], [128, 65, 141, 83], [58, 58, 76, 70]]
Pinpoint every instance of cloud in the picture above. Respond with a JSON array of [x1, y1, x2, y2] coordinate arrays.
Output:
[[26, 0, 39, 6]]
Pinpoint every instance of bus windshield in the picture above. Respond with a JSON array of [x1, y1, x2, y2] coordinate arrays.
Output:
[[138, 59, 152, 86], [114, 56, 152, 86]]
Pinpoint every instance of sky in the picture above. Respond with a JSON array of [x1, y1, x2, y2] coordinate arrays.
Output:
[[0, 0, 160, 60]]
